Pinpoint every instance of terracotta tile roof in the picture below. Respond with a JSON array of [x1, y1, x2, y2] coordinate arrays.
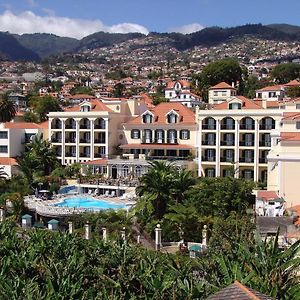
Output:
[[209, 82, 235, 90], [101, 97, 128, 102], [67, 94, 96, 99], [4, 122, 42, 129], [0, 157, 17, 165], [257, 191, 280, 201], [64, 99, 112, 112], [257, 85, 283, 92], [288, 205, 300, 226], [39, 121, 49, 129], [284, 79, 300, 87], [266, 101, 280, 108], [281, 132, 300, 141], [81, 158, 107, 166], [166, 80, 190, 89], [282, 112, 300, 120], [120, 143, 195, 150], [213, 96, 263, 110], [207, 281, 275, 300], [125, 102, 196, 125], [138, 93, 155, 108]]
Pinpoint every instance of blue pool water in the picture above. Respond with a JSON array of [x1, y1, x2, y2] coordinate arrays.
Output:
[[54, 197, 127, 210]]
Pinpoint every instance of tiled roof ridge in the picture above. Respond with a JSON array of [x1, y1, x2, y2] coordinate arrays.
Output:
[[233, 281, 261, 300]]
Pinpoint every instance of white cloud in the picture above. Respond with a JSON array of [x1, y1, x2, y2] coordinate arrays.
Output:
[[0, 10, 149, 39], [170, 23, 205, 34]]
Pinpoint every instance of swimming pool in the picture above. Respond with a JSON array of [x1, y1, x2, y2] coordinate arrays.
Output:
[[53, 197, 127, 210]]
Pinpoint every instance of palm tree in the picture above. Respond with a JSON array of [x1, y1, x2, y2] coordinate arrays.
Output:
[[0, 97, 16, 122], [136, 161, 176, 219]]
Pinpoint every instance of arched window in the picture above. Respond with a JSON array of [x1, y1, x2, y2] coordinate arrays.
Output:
[[167, 113, 178, 123], [143, 113, 153, 124]]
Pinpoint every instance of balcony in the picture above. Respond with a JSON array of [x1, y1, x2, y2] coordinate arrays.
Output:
[[239, 157, 254, 163], [202, 124, 216, 130], [202, 140, 216, 146], [259, 141, 271, 147], [154, 138, 165, 144], [221, 140, 235, 146], [51, 124, 62, 129], [239, 141, 254, 146], [220, 157, 234, 163], [94, 139, 106, 144], [202, 156, 216, 162], [94, 153, 105, 158], [221, 124, 235, 130], [166, 138, 178, 144]]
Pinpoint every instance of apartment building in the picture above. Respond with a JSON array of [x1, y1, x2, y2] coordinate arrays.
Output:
[[164, 80, 201, 108], [48, 98, 145, 166], [267, 111, 300, 207], [208, 82, 237, 105], [0, 122, 47, 177], [197, 95, 283, 182]]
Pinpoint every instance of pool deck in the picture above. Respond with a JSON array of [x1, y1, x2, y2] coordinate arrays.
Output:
[[24, 194, 136, 217]]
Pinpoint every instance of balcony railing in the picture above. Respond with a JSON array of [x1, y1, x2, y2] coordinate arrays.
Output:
[[51, 138, 62, 143], [259, 125, 274, 130], [94, 153, 105, 158], [141, 138, 178, 144], [202, 124, 216, 130], [79, 124, 91, 129], [202, 140, 216, 146], [202, 156, 216, 162], [239, 157, 254, 163], [65, 152, 76, 157], [94, 139, 106, 144], [65, 138, 76, 143], [239, 141, 254, 146], [220, 157, 234, 163], [80, 139, 90, 143], [65, 124, 76, 129], [80, 153, 90, 157], [259, 141, 271, 147], [240, 124, 255, 130], [94, 124, 105, 129], [259, 158, 267, 163], [221, 124, 235, 130], [51, 124, 62, 129], [221, 140, 235, 146]]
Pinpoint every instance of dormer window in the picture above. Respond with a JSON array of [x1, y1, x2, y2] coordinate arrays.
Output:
[[229, 102, 241, 110], [167, 112, 178, 124], [143, 113, 153, 124], [81, 105, 91, 112]]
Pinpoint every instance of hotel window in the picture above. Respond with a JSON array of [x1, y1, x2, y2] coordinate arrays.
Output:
[[244, 169, 253, 180], [269, 92, 277, 98], [206, 168, 215, 177], [0, 131, 8, 139], [80, 105, 91, 112], [296, 122, 300, 129], [180, 130, 190, 140], [221, 91, 226, 96], [229, 102, 241, 110], [213, 91, 218, 96], [167, 130, 177, 143], [143, 114, 153, 124], [167, 113, 178, 124], [0, 146, 7, 153], [131, 129, 140, 139]]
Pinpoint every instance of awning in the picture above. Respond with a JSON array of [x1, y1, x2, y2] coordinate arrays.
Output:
[[119, 144, 195, 150]]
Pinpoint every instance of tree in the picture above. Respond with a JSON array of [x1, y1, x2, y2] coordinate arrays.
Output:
[[286, 86, 300, 98], [28, 95, 61, 122], [187, 177, 255, 218], [113, 83, 126, 98], [0, 97, 16, 122], [271, 63, 300, 83], [136, 161, 176, 219], [200, 58, 243, 88], [69, 86, 93, 95]]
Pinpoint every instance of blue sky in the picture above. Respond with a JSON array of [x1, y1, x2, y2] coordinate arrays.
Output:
[[0, 0, 300, 38]]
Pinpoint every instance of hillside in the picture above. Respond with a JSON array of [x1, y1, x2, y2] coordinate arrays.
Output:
[[0, 32, 40, 61], [15, 33, 79, 59], [1, 23, 300, 61]]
